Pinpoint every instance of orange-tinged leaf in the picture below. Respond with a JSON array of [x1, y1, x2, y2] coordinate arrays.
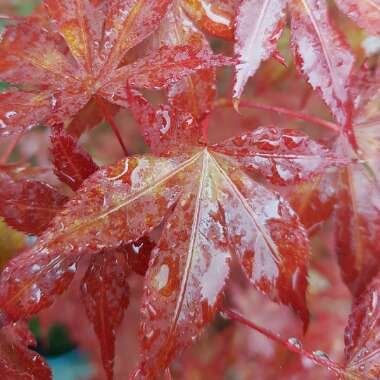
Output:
[[81, 250, 129, 380], [0, 0, 233, 136], [100, 0, 174, 72], [0, 18, 88, 134], [233, 0, 288, 101], [0, 20, 78, 86], [44, 0, 106, 73], [344, 273, 380, 379], [181, 0, 237, 40], [289, 0, 355, 126], [0, 173, 68, 235]]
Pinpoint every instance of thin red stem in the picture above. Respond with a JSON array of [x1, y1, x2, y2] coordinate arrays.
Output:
[[0, 131, 24, 164], [96, 97, 129, 156], [216, 98, 340, 133], [222, 309, 365, 380]]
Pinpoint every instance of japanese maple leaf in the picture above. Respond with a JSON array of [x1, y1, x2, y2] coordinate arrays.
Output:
[[0, 114, 346, 378], [0, 172, 68, 235], [344, 272, 380, 380], [154, 3, 217, 122], [175, 249, 350, 380], [335, 0, 380, 37], [81, 250, 130, 380], [110, 2, 218, 122], [37, 248, 152, 380], [291, 66, 380, 296], [50, 124, 99, 191], [0, 0, 233, 136], [3, 125, 147, 380], [333, 131, 380, 296], [233, 0, 380, 127], [0, 122, 99, 236]]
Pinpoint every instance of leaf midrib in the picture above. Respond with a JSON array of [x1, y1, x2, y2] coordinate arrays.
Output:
[[172, 150, 209, 332], [210, 153, 282, 265], [299, 0, 336, 90]]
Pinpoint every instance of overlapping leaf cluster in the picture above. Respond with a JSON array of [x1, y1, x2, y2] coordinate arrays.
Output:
[[0, 0, 379, 379]]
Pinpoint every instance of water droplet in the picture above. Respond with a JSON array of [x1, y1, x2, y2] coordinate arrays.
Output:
[[198, 0, 230, 26], [50, 94, 57, 110], [369, 290, 379, 317], [31, 264, 41, 273], [153, 264, 169, 291], [31, 285, 42, 303], [132, 242, 144, 254], [233, 136, 246, 147], [67, 262, 77, 273], [219, 311, 229, 320], [145, 329, 155, 339], [158, 109, 171, 135], [146, 303, 158, 318], [142, 326, 160, 349], [301, 356, 314, 368], [5, 111, 17, 119], [288, 337, 303, 350], [313, 350, 329, 360]]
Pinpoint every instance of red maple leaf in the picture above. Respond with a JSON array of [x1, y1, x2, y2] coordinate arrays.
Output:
[[0, 0, 233, 137], [233, 0, 380, 129], [0, 113, 344, 377]]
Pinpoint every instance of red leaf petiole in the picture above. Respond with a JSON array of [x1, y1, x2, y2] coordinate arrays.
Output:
[[216, 98, 340, 133], [95, 96, 129, 156], [222, 309, 368, 380]]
